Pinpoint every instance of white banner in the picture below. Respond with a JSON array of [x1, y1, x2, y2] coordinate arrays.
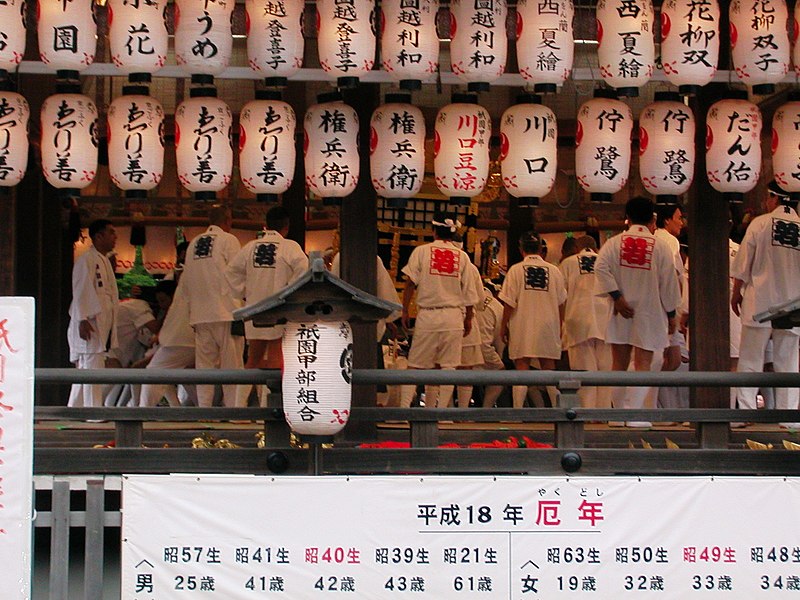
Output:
[[123, 475, 800, 599], [0, 298, 34, 599]]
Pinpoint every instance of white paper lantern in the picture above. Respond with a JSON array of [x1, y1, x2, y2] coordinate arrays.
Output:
[[246, 0, 305, 84], [380, 0, 439, 90], [37, 0, 97, 73], [661, 0, 720, 95], [107, 89, 164, 194], [596, 0, 655, 97], [575, 91, 633, 202], [449, 0, 507, 91], [730, 0, 789, 95], [40, 92, 98, 190], [317, 0, 376, 87], [304, 95, 359, 202], [174, 0, 234, 77], [0, 1, 26, 74], [175, 91, 233, 197], [370, 94, 425, 207], [499, 97, 557, 207], [107, 0, 168, 74], [639, 92, 695, 202], [706, 94, 762, 201], [434, 95, 490, 205], [239, 93, 296, 202], [771, 96, 800, 194], [282, 321, 352, 437], [0, 90, 28, 187], [516, 0, 574, 94]]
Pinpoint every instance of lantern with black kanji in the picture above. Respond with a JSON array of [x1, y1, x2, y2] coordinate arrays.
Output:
[[500, 95, 557, 207], [575, 90, 633, 203], [246, 0, 305, 86], [304, 93, 359, 203], [370, 93, 425, 208], [434, 94, 490, 206], [317, 0, 376, 88], [37, 0, 97, 74], [771, 94, 800, 196], [639, 92, 695, 203], [516, 0, 573, 94], [661, 0, 720, 96], [596, 0, 655, 97], [730, 0, 789, 95], [174, 0, 234, 77], [381, 0, 439, 90], [240, 91, 296, 202], [107, 0, 168, 74], [0, 0, 26, 75], [40, 91, 98, 191], [0, 89, 28, 187], [449, 0, 507, 91], [174, 89, 233, 200], [705, 92, 762, 201], [107, 87, 164, 196]]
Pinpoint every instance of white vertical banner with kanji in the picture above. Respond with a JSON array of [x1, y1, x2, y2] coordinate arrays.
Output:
[[0, 298, 34, 599], [123, 475, 800, 599]]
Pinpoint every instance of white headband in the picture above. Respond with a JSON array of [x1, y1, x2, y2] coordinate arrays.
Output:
[[432, 218, 461, 232]]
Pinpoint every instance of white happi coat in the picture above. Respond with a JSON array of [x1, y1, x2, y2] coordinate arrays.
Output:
[[461, 261, 484, 350], [181, 225, 242, 325], [500, 254, 567, 360], [227, 230, 309, 339], [559, 248, 612, 349], [476, 287, 505, 367], [731, 204, 800, 334], [67, 246, 119, 360], [594, 224, 681, 352], [159, 283, 195, 348]]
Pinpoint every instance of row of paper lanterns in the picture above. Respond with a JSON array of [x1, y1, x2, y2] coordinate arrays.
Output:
[[2, 0, 799, 95], [1, 86, 794, 204]]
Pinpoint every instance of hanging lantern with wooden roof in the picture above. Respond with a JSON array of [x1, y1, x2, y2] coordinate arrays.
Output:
[[596, 0, 655, 97], [516, 0, 574, 94], [239, 90, 296, 203], [0, 0, 25, 76], [639, 91, 695, 204], [661, 0, 720, 96], [37, 0, 97, 75], [370, 92, 425, 208], [174, 0, 234, 77], [500, 94, 557, 207], [575, 89, 633, 203], [706, 91, 762, 202], [0, 85, 28, 187], [107, 0, 168, 75], [317, 0, 376, 89], [449, 0, 507, 92], [380, 0, 439, 91], [246, 0, 305, 87], [730, 0, 789, 95], [771, 92, 800, 197]]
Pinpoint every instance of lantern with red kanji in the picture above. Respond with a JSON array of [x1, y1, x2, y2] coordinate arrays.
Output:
[[500, 95, 557, 207], [107, 87, 165, 196], [240, 92, 296, 202], [639, 92, 695, 203], [596, 0, 655, 97], [515, 0, 573, 94], [705, 92, 762, 201], [730, 0, 789, 95], [0, 0, 26, 75], [575, 90, 633, 203], [434, 94, 490, 206], [246, 0, 305, 86], [380, 0, 439, 90], [304, 93, 359, 203], [175, 89, 233, 200], [771, 94, 800, 196], [37, 0, 97, 74], [0, 89, 28, 187], [661, 0, 720, 96], [174, 0, 234, 77], [40, 91, 98, 191], [449, 0, 507, 91], [107, 0, 168, 74], [370, 93, 425, 208], [317, 0, 376, 88]]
